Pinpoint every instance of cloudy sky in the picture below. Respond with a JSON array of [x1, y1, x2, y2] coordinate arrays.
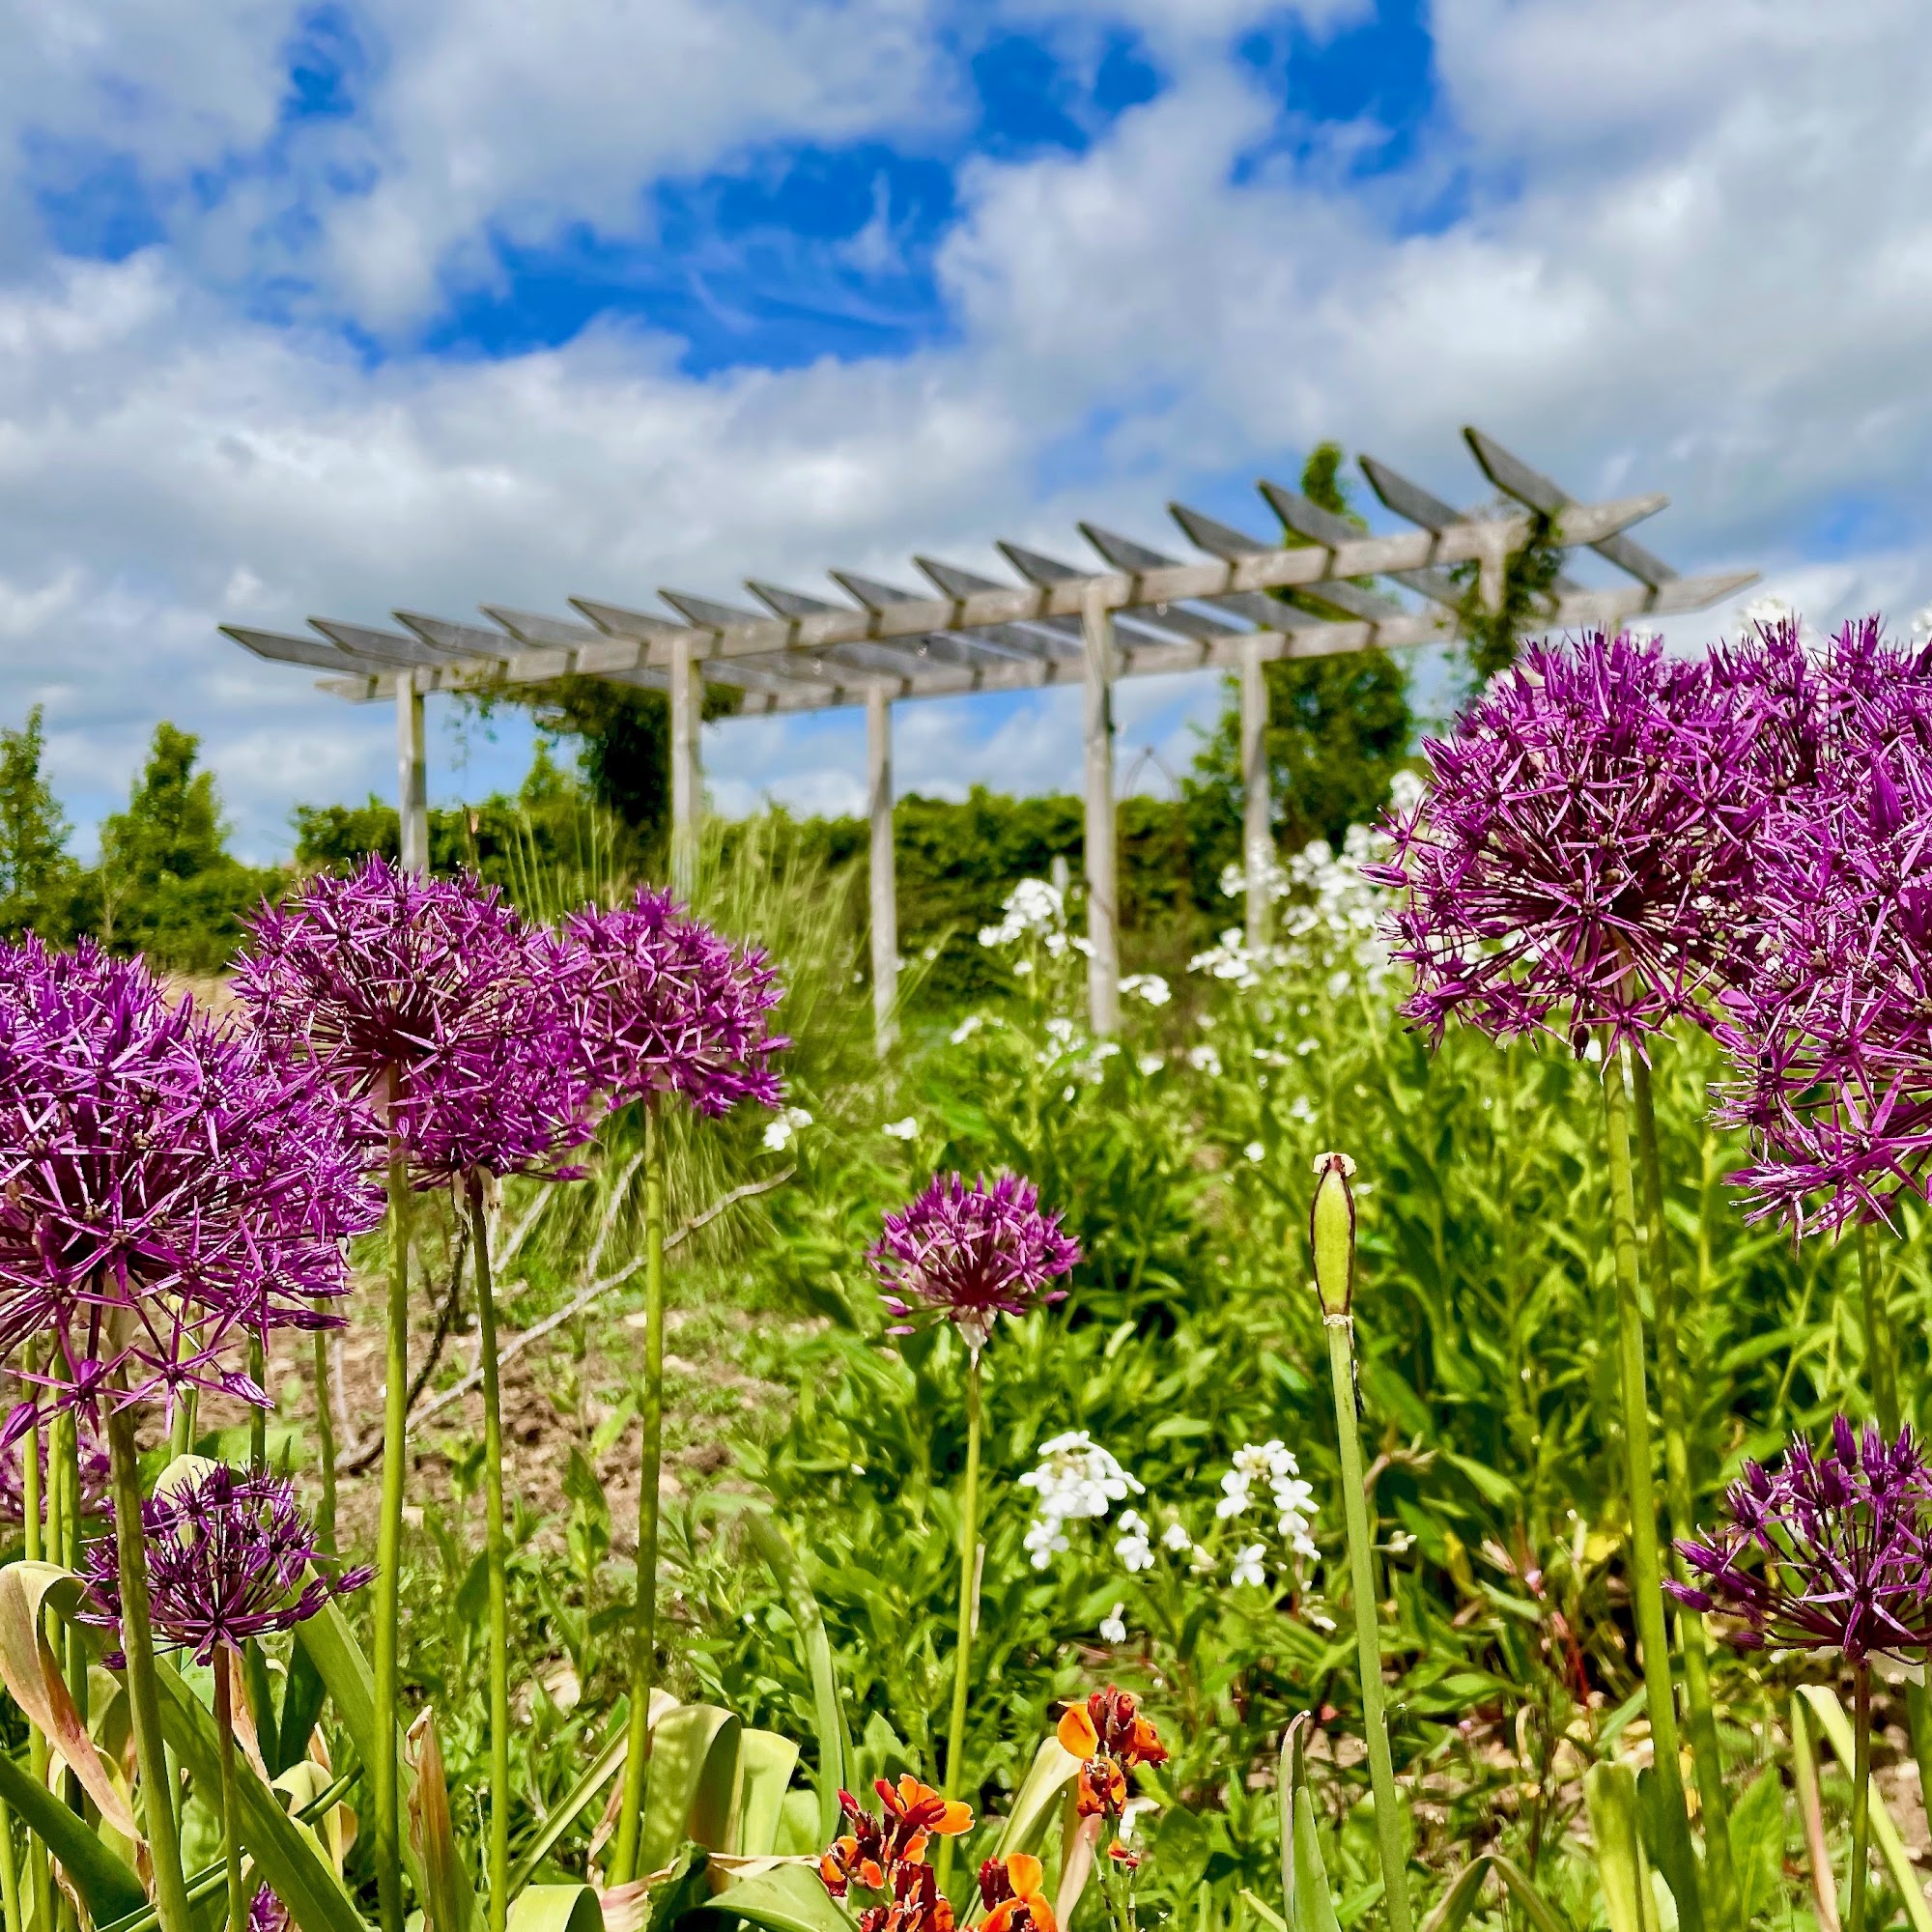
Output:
[[3, 0, 1927, 861]]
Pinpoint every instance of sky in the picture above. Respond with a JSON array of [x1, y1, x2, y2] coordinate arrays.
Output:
[[1, 0, 1928, 862]]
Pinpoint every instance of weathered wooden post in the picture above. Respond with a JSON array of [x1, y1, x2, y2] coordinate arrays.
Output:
[[1240, 635, 1272, 951], [396, 668, 428, 872], [867, 684, 898, 1054], [668, 636, 700, 897], [1082, 581, 1121, 1036]]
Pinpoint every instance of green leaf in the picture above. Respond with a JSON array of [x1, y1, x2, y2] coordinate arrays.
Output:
[[407, 1710, 466, 1932], [295, 1595, 481, 1932], [1279, 1720, 1341, 1932], [639, 1706, 741, 1877], [1583, 1764, 1655, 1932], [732, 1732, 801, 1858], [1725, 1769, 1786, 1931], [1417, 1861, 1492, 1932], [740, 1510, 851, 1845], [507, 1887, 605, 1932], [1797, 1684, 1932, 1932], [276, 1643, 328, 1778], [0, 1748, 147, 1924], [153, 1656, 371, 1932], [640, 1845, 712, 1932], [1487, 1857, 1576, 1932], [507, 1715, 631, 1898], [991, 1735, 1082, 1861], [1239, 1889, 1289, 1932], [699, 1865, 856, 1932]]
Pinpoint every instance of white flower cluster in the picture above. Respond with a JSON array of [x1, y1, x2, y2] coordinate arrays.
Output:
[[1121, 973, 1171, 1007], [979, 877, 1065, 948], [761, 1106, 812, 1152], [1018, 1431, 1144, 1570], [1215, 1440, 1319, 1559]]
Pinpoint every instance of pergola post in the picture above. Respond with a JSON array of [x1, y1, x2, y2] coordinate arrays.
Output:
[[1239, 637, 1272, 951], [866, 686, 898, 1055], [396, 669, 428, 872], [1081, 582, 1121, 1037], [668, 636, 700, 896]]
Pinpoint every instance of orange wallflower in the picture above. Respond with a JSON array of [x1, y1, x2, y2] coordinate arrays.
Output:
[[978, 1854, 1057, 1932], [1057, 1688, 1166, 1822]]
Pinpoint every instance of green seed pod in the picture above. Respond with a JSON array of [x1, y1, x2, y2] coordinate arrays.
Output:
[[1310, 1151, 1357, 1316]]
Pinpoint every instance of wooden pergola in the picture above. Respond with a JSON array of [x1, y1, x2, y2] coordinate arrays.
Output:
[[220, 428, 1754, 1047]]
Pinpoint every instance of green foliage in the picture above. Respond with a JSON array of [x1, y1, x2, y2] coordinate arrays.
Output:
[[0, 707, 78, 943], [92, 722, 276, 974]]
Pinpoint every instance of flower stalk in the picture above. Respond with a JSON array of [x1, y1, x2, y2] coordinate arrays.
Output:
[[214, 1656, 247, 1932], [372, 1134, 411, 1932], [611, 1103, 666, 1888], [104, 1404, 193, 1932], [1310, 1153, 1410, 1932], [937, 1350, 983, 1891], [20, 1406, 51, 1932], [313, 1329, 337, 1555], [1850, 1665, 1873, 1932], [466, 1172, 512, 1932]]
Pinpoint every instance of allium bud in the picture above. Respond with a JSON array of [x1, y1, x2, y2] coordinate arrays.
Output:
[[1310, 1151, 1357, 1316]]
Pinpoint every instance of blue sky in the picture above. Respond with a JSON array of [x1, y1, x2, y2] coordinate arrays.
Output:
[[0, 0, 1927, 858]]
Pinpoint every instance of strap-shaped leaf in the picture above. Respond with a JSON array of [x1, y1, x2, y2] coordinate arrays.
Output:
[[508, 1887, 605, 1932], [991, 1735, 1082, 1861], [699, 1864, 855, 1932], [639, 1707, 740, 1877], [507, 1707, 671, 1898], [1798, 1685, 1932, 1932], [1280, 1719, 1341, 1932], [0, 1561, 140, 1838], [0, 1747, 147, 1923], [153, 1656, 371, 1932], [407, 1712, 465, 1932], [296, 1595, 480, 1932], [731, 1733, 801, 1859], [1487, 1858, 1576, 1932], [1582, 1766, 1655, 1932], [1417, 1860, 1492, 1932]]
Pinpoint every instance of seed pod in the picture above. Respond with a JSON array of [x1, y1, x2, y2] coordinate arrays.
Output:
[[1310, 1151, 1357, 1316]]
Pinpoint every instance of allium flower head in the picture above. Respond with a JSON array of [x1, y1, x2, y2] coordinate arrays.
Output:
[[79, 1462, 371, 1664], [249, 1889, 289, 1932], [562, 887, 785, 1117], [235, 856, 590, 1180], [869, 1172, 1079, 1355], [1669, 1417, 1932, 1665], [0, 1418, 111, 1525], [1366, 630, 1761, 1055], [0, 939, 380, 1429]]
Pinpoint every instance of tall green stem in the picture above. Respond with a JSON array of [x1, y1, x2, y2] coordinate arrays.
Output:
[[1630, 1057, 1738, 1932], [1601, 1044, 1697, 1925], [104, 1405, 192, 1932], [313, 1328, 338, 1556], [937, 1352, 983, 1894], [467, 1173, 512, 1932], [611, 1105, 665, 1887], [1849, 1666, 1872, 1932], [21, 1406, 50, 1932], [1323, 1315, 1411, 1932], [0, 1794, 22, 1932], [248, 1336, 268, 1472], [214, 1656, 246, 1932], [372, 1135, 412, 1932]]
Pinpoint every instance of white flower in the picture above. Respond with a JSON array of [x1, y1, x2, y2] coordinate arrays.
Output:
[[882, 1117, 919, 1141], [1288, 1095, 1315, 1124], [1161, 1520, 1192, 1552], [1013, 958, 1034, 977], [1740, 593, 1795, 631], [950, 1014, 985, 1045], [761, 1106, 812, 1151], [1234, 1441, 1294, 1483], [1243, 1141, 1266, 1164], [1912, 605, 1932, 643], [1271, 1476, 1317, 1520], [1215, 1470, 1251, 1520], [1115, 1508, 1154, 1572], [1121, 973, 1171, 1008], [1098, 1604, 1128, 1645], [1386, 768, 1426, 816], [1187, 1044, 1223, 1078], [1138, 1054, 1163, 1077], [1019, 1432, 1145, 1570], [1231, 1545, 1267, 1589], [1024, 1518, 1070, 1570], [980, 878, 1066, 948]]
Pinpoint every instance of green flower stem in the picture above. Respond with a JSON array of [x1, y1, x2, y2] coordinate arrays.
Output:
[[1601, 1046, 1695, 1892], [1849, 1665, 1872, 1932], [0, 1794, 22, 1932], [313, 1328, 338, 1556], [213, 1655, 246, 1932], [1323, 1314, 1411, 1932], [466, 1172, 512, 1932], [248, 1336, 267, 1472], [21, 1406, 50, 1932], [104, 1403, 192, 1932], [372, 1135, 412, 1932], [168, 1401, 191, 1462], [936, 1351, 984, 1895], [611, 1103, 665, 1889], [1629, 1057, 1739, 1932]]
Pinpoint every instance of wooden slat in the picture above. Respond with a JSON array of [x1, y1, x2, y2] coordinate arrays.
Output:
[[994, 539, 1235, 648], [394, 611, 518, 661], [1077, 524, 1275, 637], [824, 571, 1029, 668], [1256, 481, 1461, 611], [577, 596, 850, 699], [1463, 427, 1678, 587], [1358, 453, 1585, 593], [308, 617, 450, 667], [480, 607, 671, 691], [912, 555, 1083, 657], [222, 626, 365, 672]]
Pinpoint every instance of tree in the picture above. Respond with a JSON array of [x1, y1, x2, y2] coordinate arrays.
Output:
[[0, 706, 78, 941], [1185, 442, 1415, 870], [94, 723, 276, 974]]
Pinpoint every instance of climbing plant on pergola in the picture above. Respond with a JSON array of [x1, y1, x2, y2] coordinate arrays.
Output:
[[221, 428, 1754, 1046]]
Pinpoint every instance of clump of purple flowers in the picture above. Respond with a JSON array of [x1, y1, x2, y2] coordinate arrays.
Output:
[[236, 856, 590, 1180], [1670, 1416, 1932, 1664], [1367, 630, 1762, 1055], [79, 1462, 370, 1665], [0, 938, 380, 1430], [869, 1173, 1080, 1356], [564, 886, 786, 1116]]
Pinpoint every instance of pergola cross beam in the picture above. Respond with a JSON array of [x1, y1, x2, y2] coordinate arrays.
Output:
[[220, 428, 1756, 1048]]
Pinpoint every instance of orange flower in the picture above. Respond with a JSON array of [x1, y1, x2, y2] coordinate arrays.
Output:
[[1057, 1705, 1099, 1759], [1074, 1759, 1127, 1818], [978, 1854, 1057, 1932]]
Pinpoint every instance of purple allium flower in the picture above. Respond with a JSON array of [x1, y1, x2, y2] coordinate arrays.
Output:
[[0, 938, 381, 1429], [1668, 1417, 1932, 1665], [1365, 630, 1762, 1056], [868, 1173, 1080, 1356], [249, 1889, 289, 1932], [562, 886, 786, 1117], [235, 857, 590, 1181], [78, 1463, 371, 1665], [0, 1417, 111, 1526]]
